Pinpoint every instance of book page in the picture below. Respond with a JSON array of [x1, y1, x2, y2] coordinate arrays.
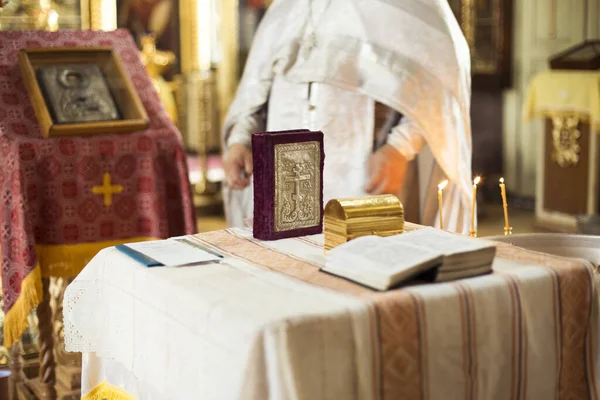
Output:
[[326, 236, 442, 275], [389, 227, 494, 255]]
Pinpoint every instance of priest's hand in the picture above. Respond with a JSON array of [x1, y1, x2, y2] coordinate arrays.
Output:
[[365, 144, 408, 195], [224, 143, 253, 190]]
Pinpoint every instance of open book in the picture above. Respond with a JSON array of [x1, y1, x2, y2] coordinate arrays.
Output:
[[322, 227, 496, 291]]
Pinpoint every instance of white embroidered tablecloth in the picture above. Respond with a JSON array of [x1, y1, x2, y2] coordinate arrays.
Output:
[[64, 228, 600, 400]]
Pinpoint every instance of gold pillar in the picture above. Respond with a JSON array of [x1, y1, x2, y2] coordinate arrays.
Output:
[[216, 0, 239, 128], [81, 0, 117, 30], [179, 0, 215, 202], [179, 0, 239, 205]]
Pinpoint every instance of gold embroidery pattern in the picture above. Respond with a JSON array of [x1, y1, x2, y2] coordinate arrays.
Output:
[[274, 141, 320, 232], [552, 115, 581, 168]]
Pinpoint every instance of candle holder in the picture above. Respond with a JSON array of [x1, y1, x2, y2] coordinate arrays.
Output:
[[499, 177, 512, 237], [438, 180, 448, 230], [470, 176, 481, 238]]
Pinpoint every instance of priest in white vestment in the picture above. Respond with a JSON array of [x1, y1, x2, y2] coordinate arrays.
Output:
[[222, 0, 473, 234]]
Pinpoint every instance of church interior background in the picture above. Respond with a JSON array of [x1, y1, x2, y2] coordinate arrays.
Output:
[[0, 0, 599, 397]]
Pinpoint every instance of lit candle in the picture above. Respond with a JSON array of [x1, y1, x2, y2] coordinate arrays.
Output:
[[438, 180, 448, 230], [470, 176, 480, 237], [47, 10, 59, 31], [499, 177, 512, 235]]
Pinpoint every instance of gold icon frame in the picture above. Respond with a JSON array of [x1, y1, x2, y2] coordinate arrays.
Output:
[[19, 47, 149, 137]]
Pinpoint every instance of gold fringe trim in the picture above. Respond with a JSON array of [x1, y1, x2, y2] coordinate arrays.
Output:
[[2, 237, 156, 347], [3, 264, 42, 348], [525, 109, 599, 129], [37, 237, 157, 278], [546, 110, 592, 123], [82, 381, 136, 400]]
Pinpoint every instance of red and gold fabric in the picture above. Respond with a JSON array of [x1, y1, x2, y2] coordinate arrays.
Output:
[[0, 30, 196, 347]]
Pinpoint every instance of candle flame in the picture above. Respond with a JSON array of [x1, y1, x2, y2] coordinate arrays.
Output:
[[438, 180, 449, 191], [473, 176, 481, 185], [47, 10, 59, 31], [499, 177, 505, 184]]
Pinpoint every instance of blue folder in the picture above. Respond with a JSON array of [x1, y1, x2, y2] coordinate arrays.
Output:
[[115, 244, 164, 267]]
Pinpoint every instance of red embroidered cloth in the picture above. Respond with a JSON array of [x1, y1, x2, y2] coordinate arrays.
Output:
[[0, 30, 196, 338]]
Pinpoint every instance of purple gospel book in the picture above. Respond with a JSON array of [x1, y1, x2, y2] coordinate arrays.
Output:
[[252, 129, 325, 240]]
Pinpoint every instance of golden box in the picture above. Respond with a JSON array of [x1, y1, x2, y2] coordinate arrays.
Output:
[[324, 194, 405, 251]]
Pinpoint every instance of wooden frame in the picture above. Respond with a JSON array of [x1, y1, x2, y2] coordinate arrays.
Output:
[[19, 47, 149, 138], [550, 40, 600, 70], [449, 0, 514, 91]]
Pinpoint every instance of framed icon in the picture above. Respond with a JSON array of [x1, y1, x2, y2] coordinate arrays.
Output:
[[19, 47, 149, 137]]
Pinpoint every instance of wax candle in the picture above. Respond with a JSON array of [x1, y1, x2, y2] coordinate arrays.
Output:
[[499, 177, 512, 235], [438, 180, 448, 230], [47, 11, 59, 31], [470, 176, 480, 237]]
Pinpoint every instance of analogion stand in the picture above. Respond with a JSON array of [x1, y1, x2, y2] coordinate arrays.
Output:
[[524, 69, 600, 232], [0, 30, 196, 400]]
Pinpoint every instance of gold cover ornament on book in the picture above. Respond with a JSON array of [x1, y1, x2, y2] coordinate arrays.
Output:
[[324, 194, 404, 251], [274, 141, 321, 232]]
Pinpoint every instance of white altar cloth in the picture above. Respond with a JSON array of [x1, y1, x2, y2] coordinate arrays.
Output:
[[64, 242, 375, 399], [64, 228, 600, 400]]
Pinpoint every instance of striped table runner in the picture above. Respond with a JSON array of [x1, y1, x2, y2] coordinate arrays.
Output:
[[193, 228, 599, 400]]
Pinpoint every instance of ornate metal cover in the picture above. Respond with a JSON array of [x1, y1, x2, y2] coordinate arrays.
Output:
[[36, 64, 120, 124], [274, 141, 321, 232]]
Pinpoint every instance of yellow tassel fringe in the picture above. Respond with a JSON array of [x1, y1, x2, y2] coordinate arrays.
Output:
[[3, 264, 42, 349], [2, 237, 156, 347], [82, 381, 136, 400]]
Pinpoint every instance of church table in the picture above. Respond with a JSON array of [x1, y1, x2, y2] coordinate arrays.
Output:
[[63, 227, 600, 400], [0, 30, 196, 399], [523, 70, 600, 232]]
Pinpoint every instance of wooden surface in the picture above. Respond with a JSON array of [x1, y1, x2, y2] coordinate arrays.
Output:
[[36, 278, 57, 400], [549, 40, 600, 70], [8, 277, 82, 400], [534, 217, 579, 234], [0, 368, 9, 400], [9, 343, 25, 400], [27, 377, 79, 400], [543, 118, 590, 215]]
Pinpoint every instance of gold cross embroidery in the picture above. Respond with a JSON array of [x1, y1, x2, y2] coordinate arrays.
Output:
[[92, 172, 123, 207]]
